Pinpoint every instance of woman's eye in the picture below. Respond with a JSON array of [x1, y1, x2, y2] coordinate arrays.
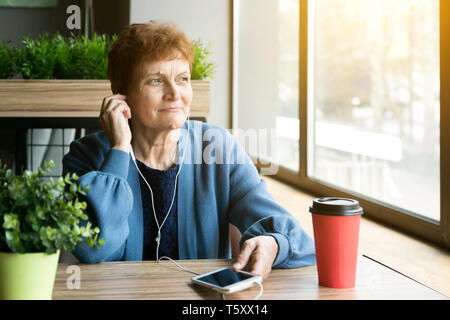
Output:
[[178, 77, 189, 82], [149, 79, 162, 84]]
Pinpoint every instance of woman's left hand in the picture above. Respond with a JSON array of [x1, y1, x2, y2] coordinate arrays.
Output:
[[232, 236, 279, 282]]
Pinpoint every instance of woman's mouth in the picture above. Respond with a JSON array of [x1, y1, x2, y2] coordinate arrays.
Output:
[[160, 107, 181, 112]]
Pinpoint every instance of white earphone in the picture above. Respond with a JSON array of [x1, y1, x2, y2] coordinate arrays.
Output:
[[129, 114, 190, 261]]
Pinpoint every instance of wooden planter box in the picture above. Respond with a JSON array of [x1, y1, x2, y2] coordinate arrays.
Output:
[[0, 79, 210, 119]]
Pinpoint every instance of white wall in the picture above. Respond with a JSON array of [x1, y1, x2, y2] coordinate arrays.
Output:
[[129, 0, 231, 129], [235, 0, 279, 132]]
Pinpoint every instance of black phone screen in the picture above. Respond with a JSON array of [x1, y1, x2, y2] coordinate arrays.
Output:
[[196, 268, 255, 287]]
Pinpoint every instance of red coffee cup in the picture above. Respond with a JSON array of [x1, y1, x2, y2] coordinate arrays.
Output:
[[309, 197, 363, 288]]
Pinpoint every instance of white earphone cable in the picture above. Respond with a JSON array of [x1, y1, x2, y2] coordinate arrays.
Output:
[[130, 116, 263, 300], [158, 256, 201, 275], [130, 115, 190, 261]]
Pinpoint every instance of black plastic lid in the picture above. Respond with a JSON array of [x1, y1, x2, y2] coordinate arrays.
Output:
[[309, 197, 363, 216]]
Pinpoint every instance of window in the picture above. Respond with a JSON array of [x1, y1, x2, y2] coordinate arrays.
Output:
[[233, 0, 449, 248], [308, 0, 440, 223]]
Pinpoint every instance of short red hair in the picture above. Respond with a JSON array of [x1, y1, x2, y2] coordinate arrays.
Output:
[[107, 21, 194, 94]]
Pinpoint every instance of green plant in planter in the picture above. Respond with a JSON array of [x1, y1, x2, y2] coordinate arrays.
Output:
[[0, 41, 16, 79], [6, 33, 214, 80], [191, 38, 217, 80], [0, 160, 103, 254], [0, 160, 103, 299], [16, 32, 117, 79]]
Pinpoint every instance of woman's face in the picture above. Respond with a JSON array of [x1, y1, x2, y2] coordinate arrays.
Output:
[[127, 54, 193, 131]]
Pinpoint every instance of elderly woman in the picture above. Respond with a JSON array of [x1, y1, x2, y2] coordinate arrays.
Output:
[[63, 21, 315, 281]]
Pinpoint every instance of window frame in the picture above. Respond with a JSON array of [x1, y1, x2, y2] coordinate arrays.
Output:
[[232, 0, 449, 249]]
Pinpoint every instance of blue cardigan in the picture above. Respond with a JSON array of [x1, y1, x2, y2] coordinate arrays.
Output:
[[62, 120, 316, 268]]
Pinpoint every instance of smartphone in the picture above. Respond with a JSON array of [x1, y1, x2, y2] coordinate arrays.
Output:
[[191, 267, 262, 294]]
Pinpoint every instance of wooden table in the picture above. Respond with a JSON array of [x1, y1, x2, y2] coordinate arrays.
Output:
[[52, 255, 447, 300]]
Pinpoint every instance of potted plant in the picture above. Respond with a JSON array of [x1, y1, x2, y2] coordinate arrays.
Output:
[[0, 160, 103, 300], [0, 34, 215, 119], [0, 33, 115, 118], [190, 38, 217, 118]]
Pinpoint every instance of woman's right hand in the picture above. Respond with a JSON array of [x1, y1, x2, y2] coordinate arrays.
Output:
[[99, 94, 132, 153]]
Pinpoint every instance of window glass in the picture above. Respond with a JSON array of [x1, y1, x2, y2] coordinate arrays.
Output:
[[308, 0, 440, 222]]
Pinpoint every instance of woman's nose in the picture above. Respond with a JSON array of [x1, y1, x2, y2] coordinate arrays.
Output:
[[163, 81, 181, 101]]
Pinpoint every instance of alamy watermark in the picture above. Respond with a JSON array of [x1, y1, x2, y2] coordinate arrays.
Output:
[[66, 5, 81, 30], [174, 122, 280, 175], [66, 265, 81, 289]]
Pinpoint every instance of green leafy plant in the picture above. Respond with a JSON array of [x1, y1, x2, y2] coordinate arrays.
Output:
[[52, 33, 72, 79], [3, 33, 214, 80], [54, 33, 117, 79], [16, 32, 117, 79], [18, 33, 58, 79], [191, 39, 217, 80], [0, 160, 104, 254], [0, 41, 16, 79]]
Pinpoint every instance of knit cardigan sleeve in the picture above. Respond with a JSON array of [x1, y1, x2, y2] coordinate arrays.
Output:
[[225, 130, 316, 268], [62, 133, 133, 263]]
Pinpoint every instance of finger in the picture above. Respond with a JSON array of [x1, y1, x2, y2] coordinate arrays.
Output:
[[102, 97, 127, 114], [233, 239, 256, 271], [99, 103, 131, 133], [102, 99, 130, 117], [102, 94, 126, 110], [101, 94, 127, 113], [248, 256, 267, 278], [121, 102, 132, 119], [123, 108, 132, 119], [111, 101, 132, 120]]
